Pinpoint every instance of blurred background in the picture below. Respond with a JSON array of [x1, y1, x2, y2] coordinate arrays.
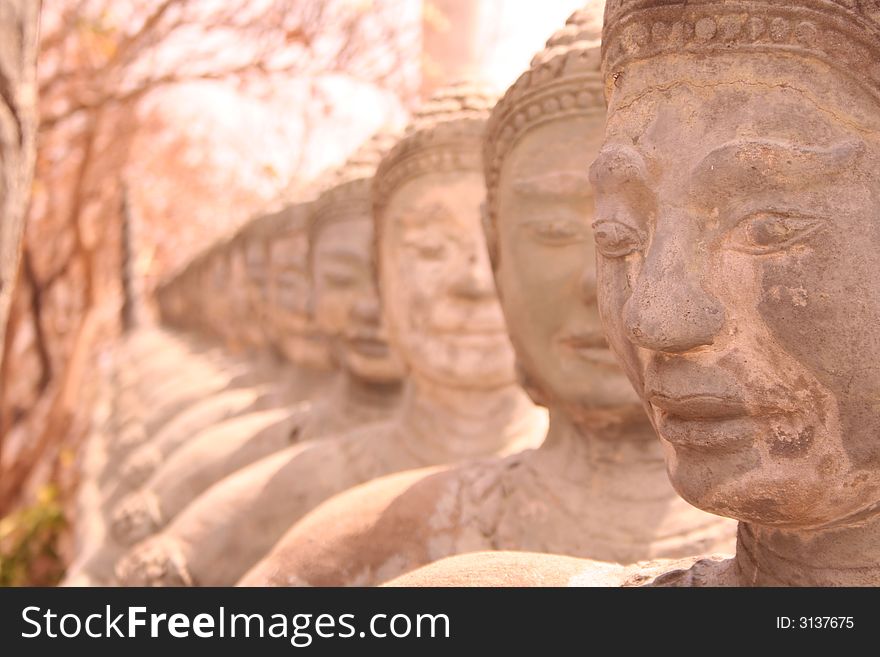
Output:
[[0, 0, 585, 585]]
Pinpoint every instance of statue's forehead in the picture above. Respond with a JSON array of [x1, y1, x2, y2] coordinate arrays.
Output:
[[385, 173, 482, 229], [313, 221, 373, 265], [607, 52, 880, 140], [505, 117, 604, 175]]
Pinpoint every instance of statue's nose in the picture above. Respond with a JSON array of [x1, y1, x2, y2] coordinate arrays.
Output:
[[623, 228, 725, 353]]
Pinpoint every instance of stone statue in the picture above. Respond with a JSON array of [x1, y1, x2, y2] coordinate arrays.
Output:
[[263, 203, 337, 377], [389, 0, 880, 587], [222, 6, 734, 588], [108, 405, 307, 548], [114, 133, 410, 586], [225, 235, 270, 353], [68, 203, 342, 586], [107, 204, 341, 497], [63, 326, 267, 586], [232, 82, 548, 588], [294, 132, 407, 438], [107, 139, 416, 567]]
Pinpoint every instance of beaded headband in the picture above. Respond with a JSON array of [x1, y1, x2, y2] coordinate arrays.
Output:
[[602, 0, 880, 105], [372, 82, 497, 218], [310, 131, 399, 245], [484, 3, 605, 238]]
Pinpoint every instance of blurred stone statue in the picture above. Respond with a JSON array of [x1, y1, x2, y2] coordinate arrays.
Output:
[[107, 200, 386, 551], [391, 0, 880, 587], [66, 204, 337, 585], [114, 133, 414, 585], [225, 4, 734, 588], [233, 82, 549, 587]]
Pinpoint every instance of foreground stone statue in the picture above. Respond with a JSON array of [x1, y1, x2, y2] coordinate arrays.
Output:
[[226, 6, 734, 588], [231, 83, 548, 587], [114, 134, 411, 585], [391, 0, 880, 587]]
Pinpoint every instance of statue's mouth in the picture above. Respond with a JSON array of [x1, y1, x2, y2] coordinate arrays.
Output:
[[346, 335, 391, 358], [646, 386, 782, 452], [559, 333, 617, 365], [648, 393, 749, 420]]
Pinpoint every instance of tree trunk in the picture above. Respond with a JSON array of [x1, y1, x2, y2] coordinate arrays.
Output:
[[0, 0, 40, 372]]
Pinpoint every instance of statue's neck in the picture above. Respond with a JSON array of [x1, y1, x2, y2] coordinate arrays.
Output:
[[538, 407, 681, 507], [282, 361, 336, 401], [733, 515, 880, 586], [332, 370, 404, 415], [539, 406, 663, 474], [396, 374, 543, 463], [536, 407, 733, 551]]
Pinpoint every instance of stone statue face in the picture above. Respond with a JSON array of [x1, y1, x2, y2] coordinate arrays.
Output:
[[229, 244, 265, 345], [228, 246, 252, 314], [381, 169, 515, 389], [206, 255, 232, 329], [495, 115, 640, 413], [591, 54, 880, 528], [312, 215, 404, 382], [244, 238, 270, 314], [267, 230, 323, 364]]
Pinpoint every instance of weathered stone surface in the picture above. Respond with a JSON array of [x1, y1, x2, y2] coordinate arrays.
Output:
[[228, 6, 733, 588], [393, 0, 880, 588], [236, 83, 550, 587], [110, 405, 309, 548]]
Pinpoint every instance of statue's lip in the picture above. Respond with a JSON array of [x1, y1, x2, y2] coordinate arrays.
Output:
[[345, 334, 391, 356], [648, 392, 749, 420], [559, 334, 619, 363], [429, 323, 507, 336]]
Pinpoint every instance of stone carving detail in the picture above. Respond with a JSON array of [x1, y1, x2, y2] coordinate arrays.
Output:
[[390, 0, 880, 588], [112, 133, 412, 586], [236, 82, 548, 587], [603, 0, 880, 103], [110, 491, 162, 547], [593, 0, 880, 586], [115, 536, 193, 587], [228, 4, 733, 589]]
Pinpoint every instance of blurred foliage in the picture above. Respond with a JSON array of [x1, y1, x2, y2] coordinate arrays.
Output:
[[0, 486, 67, 587], [0, 0, 418, 519]]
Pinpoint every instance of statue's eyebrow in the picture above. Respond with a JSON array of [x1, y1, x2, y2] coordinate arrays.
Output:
[[691, 138, 865, 194], [395, 202, 453, 229], [589, 144, 651, 191], [513, 171, 593, 198]]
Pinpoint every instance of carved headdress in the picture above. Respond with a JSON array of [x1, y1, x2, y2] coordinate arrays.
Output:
[[309, 131, 400, 247], [483, 2, 605, 243], [602, 0, 880, 105], [372, 81, 497, 219]]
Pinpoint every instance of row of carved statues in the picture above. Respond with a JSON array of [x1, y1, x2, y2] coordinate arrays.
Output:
[[66, 0, 880, 587]]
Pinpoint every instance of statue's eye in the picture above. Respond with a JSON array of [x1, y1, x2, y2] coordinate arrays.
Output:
[[524, 218, 586, 245], [592, 219, 645, 258], [406, 239, 447, 260], [727, 212, 825, 255], [324, 271, 357, 287]]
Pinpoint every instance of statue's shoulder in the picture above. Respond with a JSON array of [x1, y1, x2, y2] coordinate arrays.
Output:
[[569, 554, 734, 587]]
